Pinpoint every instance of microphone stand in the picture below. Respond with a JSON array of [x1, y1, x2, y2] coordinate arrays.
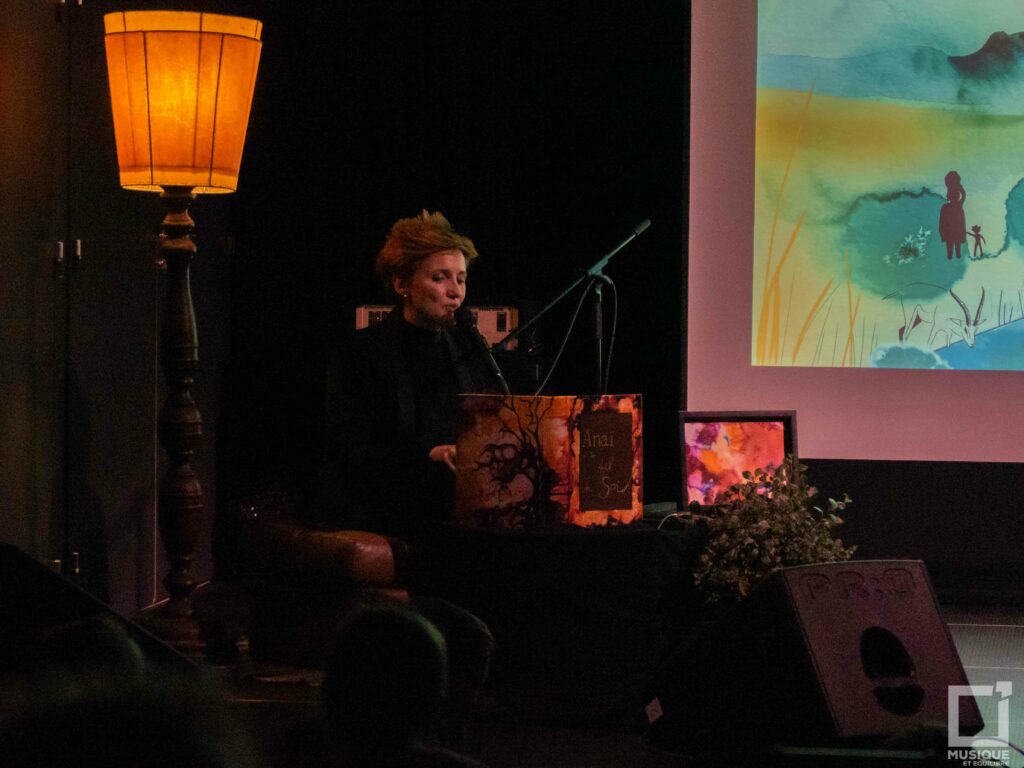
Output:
[[495, 219, 650, 393], [595, 278, 603, 393]]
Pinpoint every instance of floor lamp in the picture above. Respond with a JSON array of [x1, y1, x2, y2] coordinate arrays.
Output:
[[103, 11, 262, 642]]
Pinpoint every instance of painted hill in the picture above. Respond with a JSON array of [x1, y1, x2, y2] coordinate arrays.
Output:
[[759, 32, 1024, 114], [950, 31, 1024, 79]]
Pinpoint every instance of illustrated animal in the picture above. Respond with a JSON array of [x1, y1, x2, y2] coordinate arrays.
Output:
[[891, 284, 986, 349]]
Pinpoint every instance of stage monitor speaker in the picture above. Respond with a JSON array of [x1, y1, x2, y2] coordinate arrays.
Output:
[[0, 543, 197, 679], [646, 560, 982, 752]]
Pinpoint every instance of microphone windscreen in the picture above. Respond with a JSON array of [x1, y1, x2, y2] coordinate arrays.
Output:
[[454, 305, 477, 327]]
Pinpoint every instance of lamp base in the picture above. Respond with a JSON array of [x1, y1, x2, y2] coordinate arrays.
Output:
[[148, 185, 205, 653], [137, 581, 250, 663]]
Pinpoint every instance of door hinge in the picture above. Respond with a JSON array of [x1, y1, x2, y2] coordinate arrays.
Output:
[[55, 240, 65, 280]]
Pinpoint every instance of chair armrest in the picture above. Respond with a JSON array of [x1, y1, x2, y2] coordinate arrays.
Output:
[[235, 516, 408, 589]]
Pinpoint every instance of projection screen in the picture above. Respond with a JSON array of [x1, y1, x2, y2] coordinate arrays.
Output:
[[688, 0, 1024, 462]]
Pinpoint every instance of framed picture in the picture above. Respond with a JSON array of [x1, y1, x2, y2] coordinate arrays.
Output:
[[679, 411, 797, 507]]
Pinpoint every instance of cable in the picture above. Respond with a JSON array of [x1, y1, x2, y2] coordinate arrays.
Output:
[[533, 277, 598, 397], [601, 276, 618, 394], [656, 512, 691, 530]]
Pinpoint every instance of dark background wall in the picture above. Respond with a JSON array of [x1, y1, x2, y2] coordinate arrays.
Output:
[[0, 4, 66, 571], [214, 0, 689, 559], [804, 458, 1024, 602]]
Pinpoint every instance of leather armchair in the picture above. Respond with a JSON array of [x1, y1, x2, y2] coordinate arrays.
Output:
[[231, 493, 410, 667]]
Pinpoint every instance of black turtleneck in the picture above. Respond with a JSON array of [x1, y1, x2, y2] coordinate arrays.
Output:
[[397, 318, 459, 455]]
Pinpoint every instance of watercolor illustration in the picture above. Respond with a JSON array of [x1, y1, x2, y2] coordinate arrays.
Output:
[[681, 415, 793, 506], [755, 0, 1024, 370]]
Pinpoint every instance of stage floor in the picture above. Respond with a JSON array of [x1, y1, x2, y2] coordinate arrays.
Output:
[[460, 604, 1024, 767], [943, 605, 1024, 768], [224, 603, 1024, 767]]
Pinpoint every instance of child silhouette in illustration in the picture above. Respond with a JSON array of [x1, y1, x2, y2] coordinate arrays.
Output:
[[939, 170, 966, 259], [968, 224, 985, 258]]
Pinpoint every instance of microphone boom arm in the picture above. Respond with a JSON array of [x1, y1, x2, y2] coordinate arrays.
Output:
[[495, 219, 650, 350]]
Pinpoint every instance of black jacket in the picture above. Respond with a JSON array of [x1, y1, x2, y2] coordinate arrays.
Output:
[[315, 310, 500, 538]]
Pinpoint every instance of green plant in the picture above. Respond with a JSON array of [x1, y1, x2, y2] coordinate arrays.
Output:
[[693, 455, 854, 606]]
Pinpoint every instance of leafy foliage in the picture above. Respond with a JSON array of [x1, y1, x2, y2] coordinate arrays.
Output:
[[693, 456, 854, 606]]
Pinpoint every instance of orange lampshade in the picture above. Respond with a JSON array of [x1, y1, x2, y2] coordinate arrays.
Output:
[[104, 11, 262, 194]]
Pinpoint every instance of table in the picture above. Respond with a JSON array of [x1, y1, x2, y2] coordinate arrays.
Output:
[[414, 515, 706, 724]]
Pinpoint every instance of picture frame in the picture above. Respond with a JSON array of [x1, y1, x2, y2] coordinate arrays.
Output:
[[678, 410, 797, 508]]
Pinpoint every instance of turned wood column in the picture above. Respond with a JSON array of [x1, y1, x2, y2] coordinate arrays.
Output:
[[156, 185, 203, 619]]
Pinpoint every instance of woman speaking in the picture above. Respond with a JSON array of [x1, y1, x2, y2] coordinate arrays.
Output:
[[317, 211, 504, 538]]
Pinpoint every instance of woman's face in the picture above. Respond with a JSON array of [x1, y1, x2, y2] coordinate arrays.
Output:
[[395, 249, 467, 329]]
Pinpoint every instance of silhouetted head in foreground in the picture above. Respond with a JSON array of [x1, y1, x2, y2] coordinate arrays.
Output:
[[322, 605, 448, 761], [0, 674, 256, 768]]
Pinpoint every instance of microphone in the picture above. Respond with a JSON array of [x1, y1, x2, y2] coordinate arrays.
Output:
[[454, 306, 511, 395]]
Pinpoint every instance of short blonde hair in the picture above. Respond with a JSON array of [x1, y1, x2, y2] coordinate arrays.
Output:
[[375, 211, 479, 293]]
